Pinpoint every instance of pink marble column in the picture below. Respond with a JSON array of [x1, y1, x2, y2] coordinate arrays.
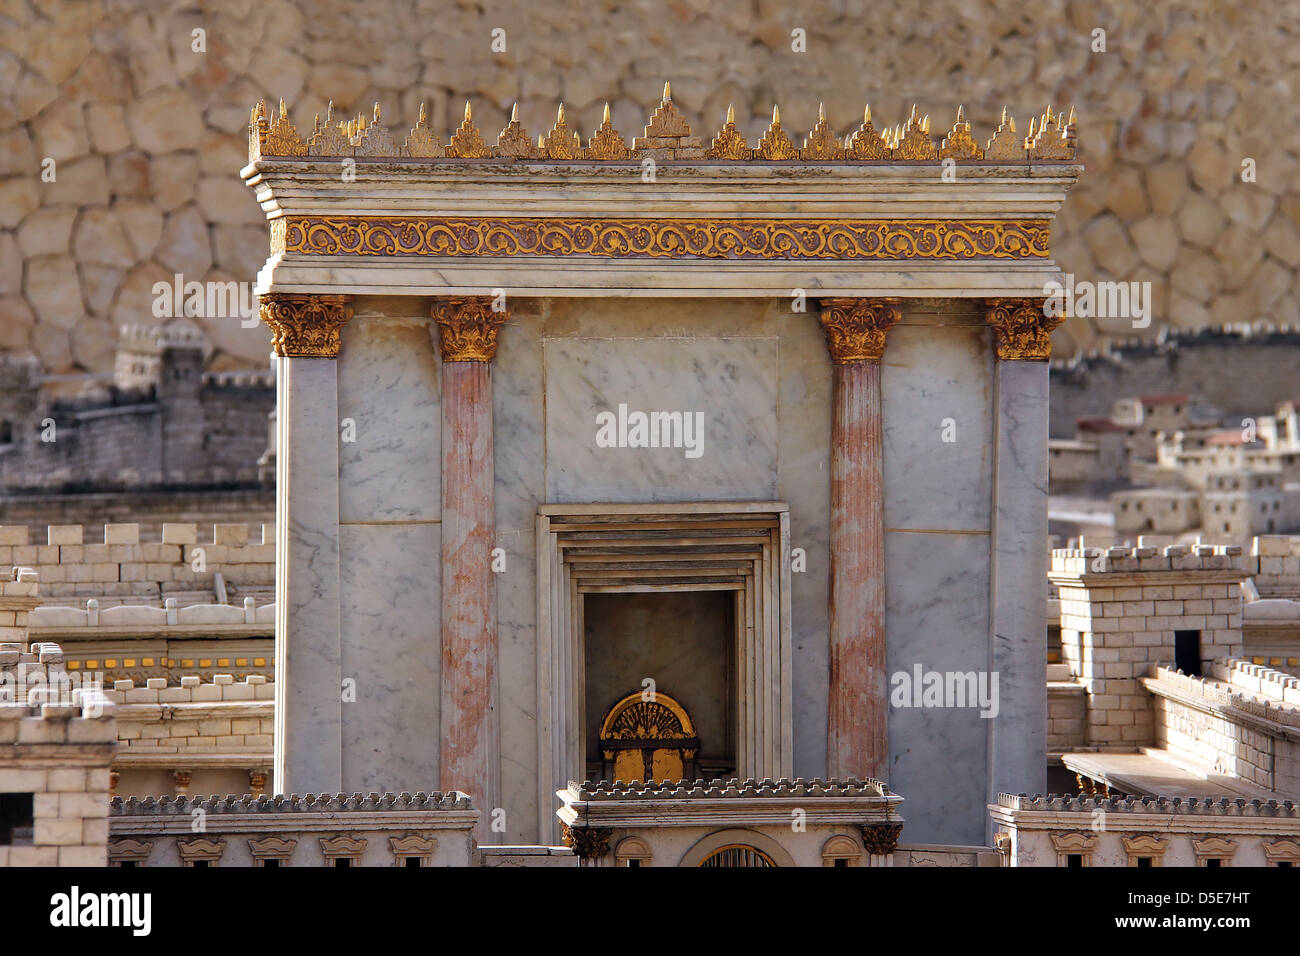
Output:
[[434, 296, 507, 839], [820, 297, 901, 782]]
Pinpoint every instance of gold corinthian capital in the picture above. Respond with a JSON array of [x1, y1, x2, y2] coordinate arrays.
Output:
[[432, 296, 509, 362], [818, 297, 903, 364], [984, 297, 1063, 360], [259, 293, 353, 358]]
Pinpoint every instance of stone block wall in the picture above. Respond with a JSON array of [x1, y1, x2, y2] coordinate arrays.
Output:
[[3, 1, 1298, 375], [0, 572, 117, 867], [106, 673, 274, 799], [1146, 660, 1300, 794], [1051, 543, 1247, 746], [0, 522, 275, 604], [1047, 680, 1086, 751]]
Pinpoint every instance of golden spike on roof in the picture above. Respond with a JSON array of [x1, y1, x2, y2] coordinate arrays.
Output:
[[448, 99, 491, 158], [938, 104, 983, 161], [847, 103, 888, 159], [541, 100, 581, 159], [706, 102, 751, 160], [1067, 104, 1076, 125], [921, 114, 930, 134], [800, 101, 845, 160], [756, 103, 797, 160], [404, 99, 443, 157], [586, 101, 632, 159], [373, 102, 382, 123], [663, 81, 672, 101], [264, 96, 307, 156], [984, 108, 1023, 160], [494, 101, 537, 158]]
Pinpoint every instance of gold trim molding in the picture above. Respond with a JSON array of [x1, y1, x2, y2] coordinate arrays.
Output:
[[432, 296, 508, 362], [819, 297, 902, 364], [259, 293, 353, 358], [278, 216, 1050, 261], [984, 297, 1063, 360], [249, 92, 1077, 164]]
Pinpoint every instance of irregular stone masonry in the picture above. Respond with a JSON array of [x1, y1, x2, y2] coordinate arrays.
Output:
[[1249, 535, 1300, 599], [1051, 543, 1247, 575], [997, 793, 1300, 815], [0, 522, 276, 604]]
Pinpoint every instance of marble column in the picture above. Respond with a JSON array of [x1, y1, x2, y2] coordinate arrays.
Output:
[[260, 293, 353, 796], [819, 298, 901, 782], [984, 298, 1062, 824], [434, 296, 507, 841]]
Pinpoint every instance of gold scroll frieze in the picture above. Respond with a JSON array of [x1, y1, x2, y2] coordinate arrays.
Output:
[[277, 216, 1050, 261]]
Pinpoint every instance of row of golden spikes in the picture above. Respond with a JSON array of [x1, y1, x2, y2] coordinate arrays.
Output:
[[249, 84, 1077, 162]]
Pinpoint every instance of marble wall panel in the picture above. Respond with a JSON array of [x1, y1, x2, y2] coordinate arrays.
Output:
[[337, 303, 441, 524], [885, 529, 992, 847], [338, 522, 441, 793]]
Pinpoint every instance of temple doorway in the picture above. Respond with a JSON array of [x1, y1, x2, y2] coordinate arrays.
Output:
[[584, 590, 734, 781]]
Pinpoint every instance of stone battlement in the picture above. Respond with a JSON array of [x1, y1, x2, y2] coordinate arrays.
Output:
[[569, 776, 893, 799], [107, 673, 274, 705], [111, 791, 473, 815], [1051, 543, 1246, 576], [998, 793, 1300, 815], [1146, 663, 1300, 731], [32, 597, 274, 630], [0, 523, 275, 604], [1206, 658, 1300, 706]]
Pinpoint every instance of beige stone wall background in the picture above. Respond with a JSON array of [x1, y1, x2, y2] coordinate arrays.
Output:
[[2, 0, 1297, 374]]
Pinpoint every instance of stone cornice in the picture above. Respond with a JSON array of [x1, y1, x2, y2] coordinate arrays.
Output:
[[431, 296, 508, 362], [818, 297, 902, 364], [984, 296, 1063, 360], [259, 293, 352, 358]]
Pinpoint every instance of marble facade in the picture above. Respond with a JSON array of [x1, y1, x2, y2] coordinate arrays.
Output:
[[245, 92, 1081, 849]]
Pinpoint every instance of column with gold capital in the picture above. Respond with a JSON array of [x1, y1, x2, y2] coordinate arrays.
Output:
[[984, 297, 1063, 827], [818, 297, 900, 782], [259, 292, 353, 795], [433, 295, 507, 841]]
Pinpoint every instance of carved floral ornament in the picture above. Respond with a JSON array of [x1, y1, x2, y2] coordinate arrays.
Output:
[[818, 297, 902, 364], [432, 296, 509, 362], [249, 87, 1077, 164], [984, 297, 1065, 360], [259, 293, 353, 358]]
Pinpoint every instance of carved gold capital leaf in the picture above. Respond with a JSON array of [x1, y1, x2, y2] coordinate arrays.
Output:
[[561, 823, 612, 860], [260, 293, 353, 358], [861, 822, 903, 856], [984, 297, 1063, 360], [818, 297, 902, 364], [432, 296, 508, 362]]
